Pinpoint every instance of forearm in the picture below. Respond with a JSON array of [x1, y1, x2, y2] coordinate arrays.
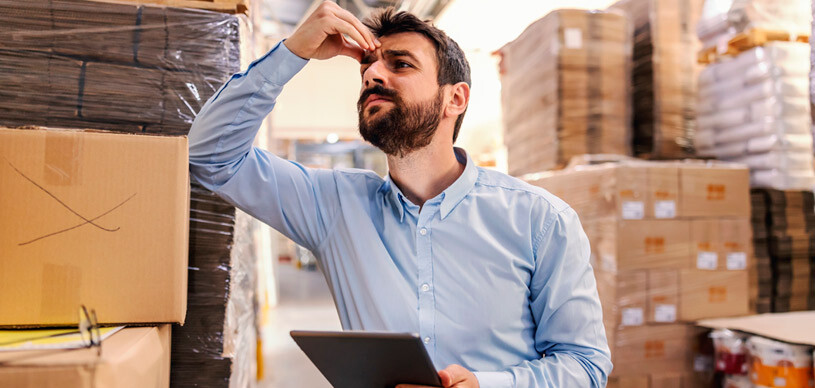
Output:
[[473, 345, 610, 388], [188, 40, 308, 189]]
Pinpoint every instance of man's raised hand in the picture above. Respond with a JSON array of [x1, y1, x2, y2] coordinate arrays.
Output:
[[284, 1, 380, 62]]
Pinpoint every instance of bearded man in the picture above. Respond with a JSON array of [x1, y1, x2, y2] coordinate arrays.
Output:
[[188, 2, 611, 387]]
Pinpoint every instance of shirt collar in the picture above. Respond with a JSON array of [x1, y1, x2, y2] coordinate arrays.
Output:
[[377, 147, 478, 222]]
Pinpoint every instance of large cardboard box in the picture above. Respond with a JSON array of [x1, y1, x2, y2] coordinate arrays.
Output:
[[611, 324, 694, 376], [588, 219, 691, 271], [597, 270, 648, 328], [0, 128, 189, 326], [0, 325, 171, 387], [680, 164, 750, 218], [679, 270, 749, 321]]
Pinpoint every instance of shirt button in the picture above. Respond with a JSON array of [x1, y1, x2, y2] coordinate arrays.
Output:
[[423, 336, 431, 344], [421, 283, 430, 292], [419, 228, 427, 236]]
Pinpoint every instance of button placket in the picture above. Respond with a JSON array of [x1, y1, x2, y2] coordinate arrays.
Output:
[[415, 205, 437, 362]]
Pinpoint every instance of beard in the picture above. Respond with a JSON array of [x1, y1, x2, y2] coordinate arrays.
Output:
[[357, 85, 443, 157]]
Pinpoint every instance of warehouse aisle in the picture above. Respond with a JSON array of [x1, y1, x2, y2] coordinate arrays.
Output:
[[259, 263, 339, 388]]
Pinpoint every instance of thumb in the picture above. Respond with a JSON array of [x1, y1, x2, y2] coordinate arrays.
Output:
[[439, 365, 467, 387]]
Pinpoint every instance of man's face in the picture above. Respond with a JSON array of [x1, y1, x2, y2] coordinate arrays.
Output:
[[357, 32, 444, 156]]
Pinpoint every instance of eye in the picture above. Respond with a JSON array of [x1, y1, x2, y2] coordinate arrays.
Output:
[[394, 60, 412, 69]]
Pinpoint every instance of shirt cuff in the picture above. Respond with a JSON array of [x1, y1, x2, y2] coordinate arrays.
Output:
[[254, 39, 309, 86], [473, 371, 514, 388]]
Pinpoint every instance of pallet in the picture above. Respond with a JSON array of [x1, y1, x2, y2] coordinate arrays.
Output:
[[698, 28, 809, 64], [89, 0, 248, 14]]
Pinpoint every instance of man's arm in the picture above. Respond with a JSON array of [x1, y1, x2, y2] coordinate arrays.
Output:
[[188, 1, 378, 251], [399, 207, 612, 388], [474, 207, 612, 388]]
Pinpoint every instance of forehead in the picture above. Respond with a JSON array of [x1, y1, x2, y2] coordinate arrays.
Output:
[[367, 32, 437, 66]]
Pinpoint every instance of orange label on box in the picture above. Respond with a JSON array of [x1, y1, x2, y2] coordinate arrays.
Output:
[[707, 184, 726, 200], [645, 237, 665, 253], [644, 340, 665, 359], [589, 185, 600, 194], [708, 286, 727, 302], [620, 189, 635, 199], [654, 190, 672, 200], [653, 296, 668, 303], [724, 241, 741, 250], [697, 242, 712, 251]]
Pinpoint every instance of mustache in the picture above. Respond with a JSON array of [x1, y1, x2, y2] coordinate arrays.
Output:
[[357, 85, 399, 110]]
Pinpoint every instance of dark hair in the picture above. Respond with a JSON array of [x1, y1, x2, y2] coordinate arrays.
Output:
[[363, 8, 471, 142]]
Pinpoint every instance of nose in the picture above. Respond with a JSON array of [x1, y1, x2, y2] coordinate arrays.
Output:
[[362, 59, 386, 88]]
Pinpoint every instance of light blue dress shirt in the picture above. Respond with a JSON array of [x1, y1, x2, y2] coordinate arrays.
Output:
[[188, 41, 612, 387]]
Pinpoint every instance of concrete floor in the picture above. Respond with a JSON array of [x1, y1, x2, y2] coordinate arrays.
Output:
[[259, 263, 340, 388]]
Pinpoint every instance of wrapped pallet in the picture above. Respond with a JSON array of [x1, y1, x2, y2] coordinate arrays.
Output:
[[697, 0, 811, 53], [498, 9, 632, 176], [695, 42, 815, 190], [526, 159, 752, 387], [0, 0, 241, 135], [609, 0, 704, 159], [0, 1, 259, 386]]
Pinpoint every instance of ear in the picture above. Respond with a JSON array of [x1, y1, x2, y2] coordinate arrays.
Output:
[[444, 82, 470, 119]]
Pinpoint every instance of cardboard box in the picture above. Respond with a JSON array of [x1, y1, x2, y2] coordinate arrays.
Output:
[[611, 324, 693, 376], [650, 373, 682, 388], [616, 220, 691, 270], [527, 162, 681, 220], [0, 325, 171, 387], [679, 270, 749, 321], [691, 219, 721, 270], [607, 375, 650, 388], [597, 270, 648, 328], [647, 269, 679, 323], [0, 128, 189, 326], [697, 311, 815, 346], [719, 218, 752, 271], [680, 165, 750, 218]]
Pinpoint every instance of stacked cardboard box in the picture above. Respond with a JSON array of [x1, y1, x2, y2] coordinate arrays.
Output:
[[498, 9, 632, 176], [0, 127, 188, 387], [527, 160, 752, 387], [609, 0, 704, 159], [751, 189, 815, 313], [695, 42, 815, 190], [1, 1, 258, 386]]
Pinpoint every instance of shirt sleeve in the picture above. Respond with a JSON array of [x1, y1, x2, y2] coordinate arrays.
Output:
[[188, 40, 339, 251], [478, 207, 613, 388]]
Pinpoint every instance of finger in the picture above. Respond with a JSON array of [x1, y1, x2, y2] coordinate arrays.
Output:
[[330, 18, 371, 51], [339, 37, 365, 62], [395, 385, 433, 388], [332, 6, 376, 49]]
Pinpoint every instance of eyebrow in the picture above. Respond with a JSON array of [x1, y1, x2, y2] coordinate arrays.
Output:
[[360, 49, 420, 66]]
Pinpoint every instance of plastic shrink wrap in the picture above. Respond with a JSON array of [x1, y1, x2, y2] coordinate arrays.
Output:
[[696, 42, 815, 190], [697, 0, 811, 50]]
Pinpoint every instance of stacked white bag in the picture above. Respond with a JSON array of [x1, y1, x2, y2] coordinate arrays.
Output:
[[696, 42, 814, 190]]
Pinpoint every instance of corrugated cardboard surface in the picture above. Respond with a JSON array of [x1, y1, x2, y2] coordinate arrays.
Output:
[[0, 127, 189, 326], [679, 270, 749, 321], [697, 311, 815, 346], [0, 325, 171, 388]]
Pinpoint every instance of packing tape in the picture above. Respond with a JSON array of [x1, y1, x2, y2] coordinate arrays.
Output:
[[39, 263, 82, 322], [43, 130, 82, 186]]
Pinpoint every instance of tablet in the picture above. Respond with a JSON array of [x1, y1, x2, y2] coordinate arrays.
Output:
[[290, 330, 442, 388]]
